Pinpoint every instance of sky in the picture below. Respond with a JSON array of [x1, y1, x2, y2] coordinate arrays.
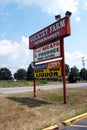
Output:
[[0, 0, 87, 74]]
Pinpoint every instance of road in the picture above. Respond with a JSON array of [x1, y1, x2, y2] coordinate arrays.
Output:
[[0, 82, 87, 94], [62, 118, 87, 130]]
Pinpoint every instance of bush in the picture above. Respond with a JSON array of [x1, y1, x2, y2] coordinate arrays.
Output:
[[68, 75, 77, 83]]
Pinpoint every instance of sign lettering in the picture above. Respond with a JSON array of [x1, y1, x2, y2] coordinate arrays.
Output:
[[34, 60, 61, 78], [29, 17, 70, 49]]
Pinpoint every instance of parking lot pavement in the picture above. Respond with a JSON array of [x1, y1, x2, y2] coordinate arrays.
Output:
[[62, 119, 87, 130]]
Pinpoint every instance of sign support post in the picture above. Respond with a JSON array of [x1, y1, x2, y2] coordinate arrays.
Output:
[[33, 50, 36, 98], [61, 38, 67, 104], [34, 76, 36, 98]]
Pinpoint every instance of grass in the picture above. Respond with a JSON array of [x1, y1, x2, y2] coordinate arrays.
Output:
[[0, 80, 30, 88], [36, 80, 48, 85], [0, 80, 49, 88], [0, 80, 86, 88], [0, 87, 87, 130]]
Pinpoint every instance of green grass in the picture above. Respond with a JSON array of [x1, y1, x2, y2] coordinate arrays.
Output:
[[36, 80, 48, 85], [0, 80, 48, 88], [41, 94, 63, 102], [50, 95, 63, 102], [0, 80, 30, 88]]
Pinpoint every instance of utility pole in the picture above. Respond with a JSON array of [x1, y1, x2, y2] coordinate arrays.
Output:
[[82, 57, 85, 68]]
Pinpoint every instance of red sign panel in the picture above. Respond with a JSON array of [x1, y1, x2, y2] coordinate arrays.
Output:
[[29, 17, 71, 49]]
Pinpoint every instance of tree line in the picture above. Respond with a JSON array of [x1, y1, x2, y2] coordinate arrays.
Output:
[[0, 63, 87, 83]]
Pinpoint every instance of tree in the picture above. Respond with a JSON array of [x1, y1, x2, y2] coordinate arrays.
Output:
[[65, 64, 70, 76], [80, 68, 87, 81], [0, 67, 12, 80], [14, 69, 26, 80], [26, 63, 34, 80], [68, 66, 80, 83]]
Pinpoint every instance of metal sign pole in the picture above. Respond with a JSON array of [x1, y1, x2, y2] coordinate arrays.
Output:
[[33, 50, 36, 98], [61, 38, 67, 104], [34, 75, 36, 98]]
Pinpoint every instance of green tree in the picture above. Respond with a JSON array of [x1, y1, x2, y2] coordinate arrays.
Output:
[[14, 69, 26, 80], [68, 66, 80, 83], [80, 68, 87, 81], [26, 63, 34, 81], [0, 67, 12, 80]]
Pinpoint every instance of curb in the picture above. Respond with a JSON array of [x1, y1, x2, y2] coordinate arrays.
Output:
[[63, 112, 87, 126], [42, 125, 59, 130]]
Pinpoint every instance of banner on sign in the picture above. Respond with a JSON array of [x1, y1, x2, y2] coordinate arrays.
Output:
[[34, 60, 62, 78], [34, 41, 61, 63]]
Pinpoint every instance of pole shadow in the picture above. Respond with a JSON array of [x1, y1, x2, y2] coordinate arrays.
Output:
[[8, 97, 53, 108]]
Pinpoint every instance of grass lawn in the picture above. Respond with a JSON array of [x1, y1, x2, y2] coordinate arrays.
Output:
[[0, 80, 49, 88], [0, 87, 87, 130], [0, 80, 30, 88]]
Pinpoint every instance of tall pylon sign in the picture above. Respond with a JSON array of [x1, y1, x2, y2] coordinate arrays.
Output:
[[29, 11, 72, 103]]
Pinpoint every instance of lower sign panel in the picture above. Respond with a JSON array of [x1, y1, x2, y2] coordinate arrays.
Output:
[[34, 60, 62, 78]]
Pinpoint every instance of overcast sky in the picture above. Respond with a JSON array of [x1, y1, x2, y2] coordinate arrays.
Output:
[[0, 0, 87, 74]]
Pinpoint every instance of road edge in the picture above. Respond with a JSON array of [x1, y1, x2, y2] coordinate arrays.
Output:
[[63, 112, 87, 126], [42, 125, 59, 130]]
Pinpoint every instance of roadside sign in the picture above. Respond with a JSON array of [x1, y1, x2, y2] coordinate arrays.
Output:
[[29, 17, 71, 49], [34, 60, 61, 78], [34, 40, 61, 63], [29, 13, 71, 103]]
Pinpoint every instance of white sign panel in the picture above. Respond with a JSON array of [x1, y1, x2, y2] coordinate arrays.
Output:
[[34, 40, 61, 62]]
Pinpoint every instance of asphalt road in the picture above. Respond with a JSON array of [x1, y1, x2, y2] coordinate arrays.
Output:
[[0, 82, 87, 94], [62, 119, 87, 130]]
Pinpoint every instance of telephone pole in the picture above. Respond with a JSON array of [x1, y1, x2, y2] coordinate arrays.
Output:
[[81, 57, 85, 68]]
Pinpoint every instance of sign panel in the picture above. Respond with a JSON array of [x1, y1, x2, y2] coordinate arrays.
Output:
[[34, 41, 61, 63], [29, 17, 71, 49], [34, 60, 61, 78]]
